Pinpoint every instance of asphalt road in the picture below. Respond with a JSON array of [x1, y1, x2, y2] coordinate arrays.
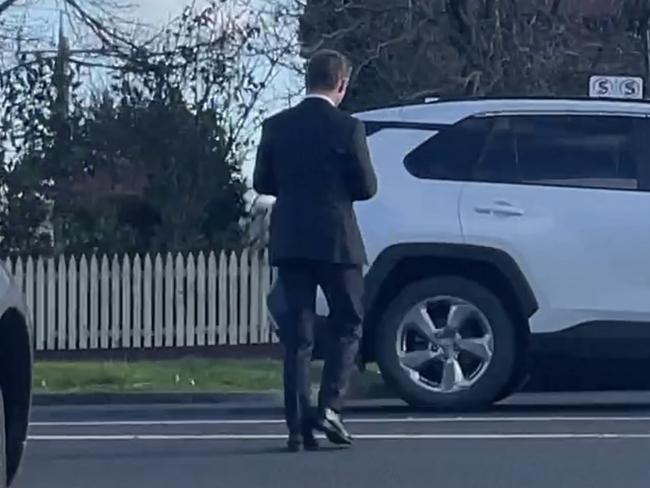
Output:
[[14, 392, 650, 488]]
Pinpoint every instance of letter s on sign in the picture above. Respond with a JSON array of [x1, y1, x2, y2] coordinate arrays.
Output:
[[597, 79, 609, 95], [623, 80, 637, 96]]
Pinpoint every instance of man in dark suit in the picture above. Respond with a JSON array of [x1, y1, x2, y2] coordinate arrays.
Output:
[[253, 49, 377, 452]]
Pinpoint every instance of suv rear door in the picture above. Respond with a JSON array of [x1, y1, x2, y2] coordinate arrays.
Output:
[[458, 112, 650, 335]]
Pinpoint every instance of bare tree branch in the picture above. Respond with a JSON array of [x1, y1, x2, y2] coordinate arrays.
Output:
[[0, 0, 20, 17]]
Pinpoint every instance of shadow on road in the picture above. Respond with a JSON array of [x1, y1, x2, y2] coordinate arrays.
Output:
[[232, 445, 348, 456], [344, 356, 650, 415]]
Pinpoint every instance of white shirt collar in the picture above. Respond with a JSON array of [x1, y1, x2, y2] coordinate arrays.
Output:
[[304, 93, 336, 107]]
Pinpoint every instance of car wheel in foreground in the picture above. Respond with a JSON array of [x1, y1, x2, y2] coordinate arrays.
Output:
[[0, 386, 6, 488], [376, 276, 517, 410]]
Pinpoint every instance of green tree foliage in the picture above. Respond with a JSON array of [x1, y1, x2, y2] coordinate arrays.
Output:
[[57, 84, 248, 255], [0, 56, 60, 256], [0, 1, 286, 256]]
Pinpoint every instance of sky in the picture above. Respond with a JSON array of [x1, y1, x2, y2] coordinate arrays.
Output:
[[26, 0, 301, 181], [126, 0, 301, 180], [132, 0, 181, 24]]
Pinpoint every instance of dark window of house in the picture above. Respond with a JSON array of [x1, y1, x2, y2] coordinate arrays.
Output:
[[404, 117, 493, 181]]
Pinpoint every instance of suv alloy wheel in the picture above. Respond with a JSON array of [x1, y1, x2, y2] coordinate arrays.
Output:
[[376, 276, 517, 410]]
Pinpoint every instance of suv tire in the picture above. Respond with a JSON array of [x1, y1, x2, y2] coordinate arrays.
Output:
[[375, 275, 517, 410], [0, 386, 6, 488]]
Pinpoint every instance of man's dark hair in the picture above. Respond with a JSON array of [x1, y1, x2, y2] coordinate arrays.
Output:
[[305, 50, 352, 92]]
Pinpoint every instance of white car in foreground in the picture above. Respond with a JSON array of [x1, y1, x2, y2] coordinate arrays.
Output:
[[0, 264, 32, 487], [269, 97, 650, 410]]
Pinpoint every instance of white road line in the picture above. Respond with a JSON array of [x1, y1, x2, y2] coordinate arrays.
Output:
[[30, 419, 286, 427], [26, 433, 650, 441], [29, 416, 650, 427]]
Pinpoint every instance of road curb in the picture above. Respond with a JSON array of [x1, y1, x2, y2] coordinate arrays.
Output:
[[33, 391, 283, 406]]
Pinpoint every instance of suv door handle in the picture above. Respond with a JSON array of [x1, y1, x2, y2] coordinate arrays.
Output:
[[474, 201, 525, 217]]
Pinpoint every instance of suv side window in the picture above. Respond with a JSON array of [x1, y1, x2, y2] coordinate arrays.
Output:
[[511, 115, 640, 190], [473, 117, 517, 183], [404, 117, 493, 181]]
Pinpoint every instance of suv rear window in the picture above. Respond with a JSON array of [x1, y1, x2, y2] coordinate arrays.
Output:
[[403, 117, 492, 181]]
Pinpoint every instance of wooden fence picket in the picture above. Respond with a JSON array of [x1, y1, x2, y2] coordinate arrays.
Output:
[[218, 252, 227, 345], [186, 254, 196, 347], [133, 255, 143, 348], [175, 253, 185, 347], [111, 256, 120, 348], [260, 250, 271, 343], [14, 258, 23, 295], [143, 255, 153, 348], [89, 256, 99, 349], [100, 256, 110, 349], [207, 252, 218, 346], [249, 250, 260, 344], [5, 248, 283, 351], [47, 259, 56, 350], [270, 267, 279, 344], [228, 252, 238, 346], [25, 257, 34, 327], [121, 255, 131, 349], [239, 249, 249, 345], [79, 256, 89, 350], [57, 256, 66, 350], [67, 256, 78, 350], [196, 252, 207, 347], [154, 254, 164, 348], [164, 253, 174, 347], [35, 258, 45, 351]]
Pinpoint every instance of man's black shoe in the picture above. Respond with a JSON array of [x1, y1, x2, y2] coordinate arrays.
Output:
[[313, 408, 352, 446], [303, 434, 320, 451], [287, 434, 302, 452], [302, 422, 320, 451]]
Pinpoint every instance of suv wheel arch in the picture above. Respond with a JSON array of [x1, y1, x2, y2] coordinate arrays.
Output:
[[362, 244, 537, 362]]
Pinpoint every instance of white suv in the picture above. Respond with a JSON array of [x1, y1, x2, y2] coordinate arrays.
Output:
[[348, 97, 650, 410], [267, 97, 650, 410]]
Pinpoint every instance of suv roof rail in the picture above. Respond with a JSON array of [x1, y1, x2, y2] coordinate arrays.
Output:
[[421, 95, 650, 104], [355, 95, 650, 114]]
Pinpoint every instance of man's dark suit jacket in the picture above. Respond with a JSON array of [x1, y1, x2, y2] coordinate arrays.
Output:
[[253, 97, 378, 266]]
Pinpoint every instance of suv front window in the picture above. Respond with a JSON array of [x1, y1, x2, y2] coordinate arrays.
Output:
[[470, 114, 649, 191], [512, 115, 640, 191]]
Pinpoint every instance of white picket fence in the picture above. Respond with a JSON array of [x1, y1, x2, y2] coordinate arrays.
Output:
[[5, 250, 278, 352]]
